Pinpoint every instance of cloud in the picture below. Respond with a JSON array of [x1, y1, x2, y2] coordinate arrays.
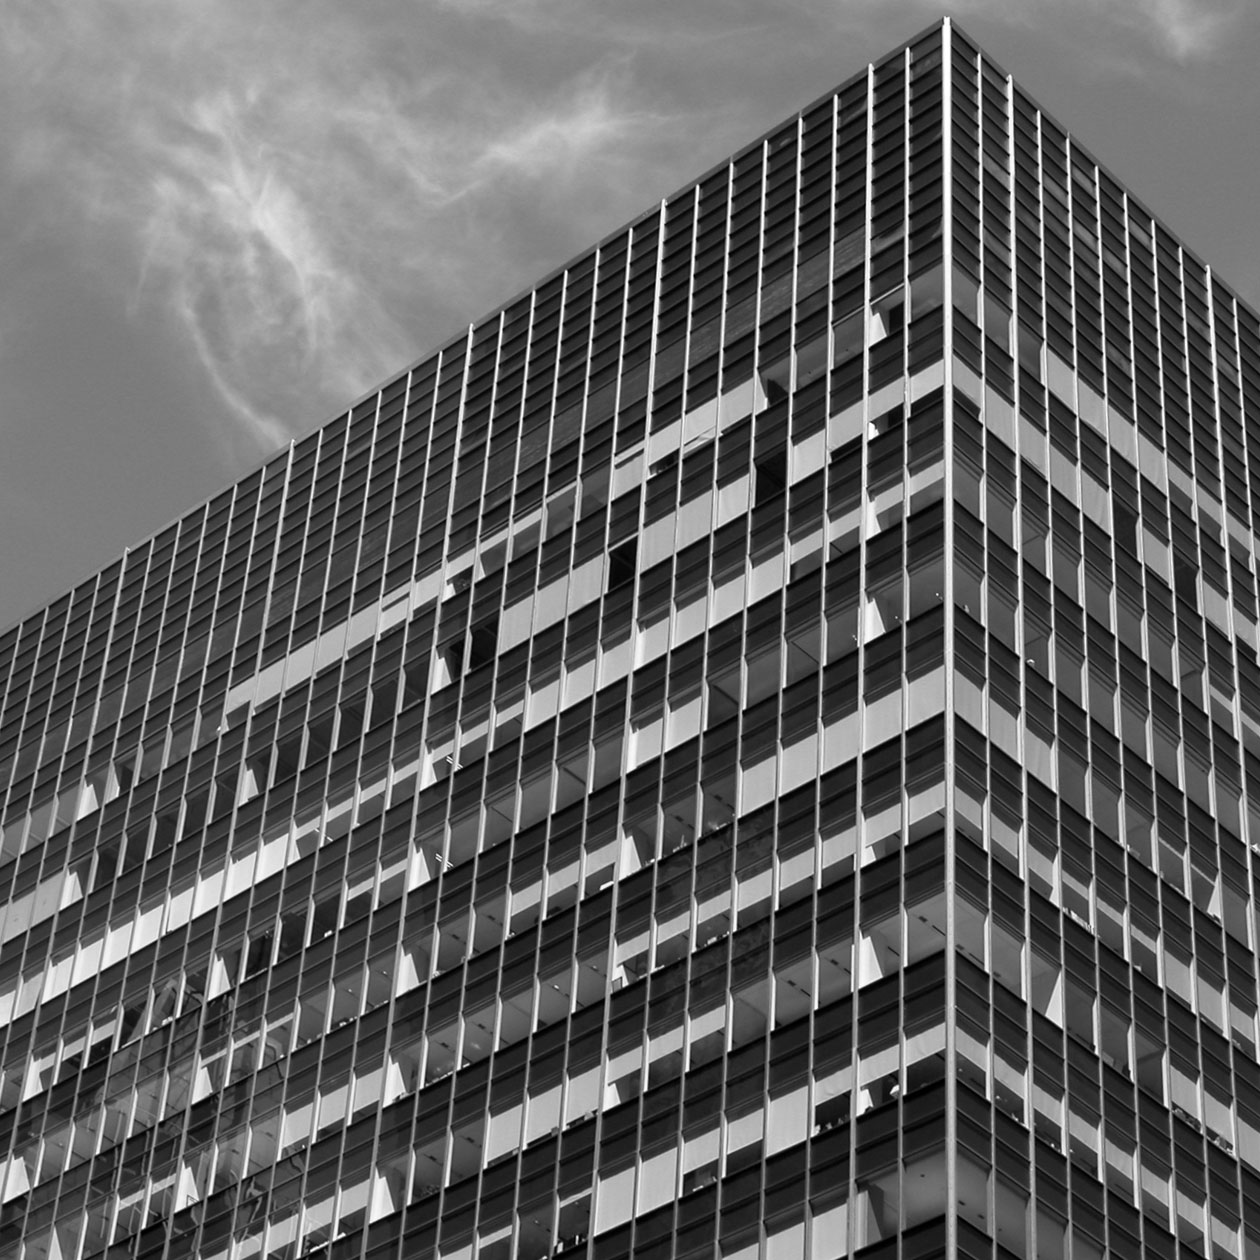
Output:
[[942, 0, 1243, 62], [3, 0, 1247, 459], [479, 68, 653, 176], [1138, 0, 1240, 59], [0, 2, 676, 450]]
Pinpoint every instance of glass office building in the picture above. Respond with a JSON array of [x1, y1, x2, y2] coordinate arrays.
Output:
[[2, 16, 1260, 1259]]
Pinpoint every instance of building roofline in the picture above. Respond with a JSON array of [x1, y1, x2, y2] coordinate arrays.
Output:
[[6, 14, 1256, 637]]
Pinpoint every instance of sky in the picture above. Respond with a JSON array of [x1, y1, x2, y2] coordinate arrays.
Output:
[[0, 0, 1257, 633]]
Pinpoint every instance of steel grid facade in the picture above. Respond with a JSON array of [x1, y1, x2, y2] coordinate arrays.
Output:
[[1, 18, 1260, 1260]]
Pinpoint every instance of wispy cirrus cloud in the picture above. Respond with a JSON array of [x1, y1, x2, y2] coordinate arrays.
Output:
[[0, 0, 1249, 459], [0, 2, 675, 450], [941, 0, 1244, 62], [1140, 0, 1241, 59]]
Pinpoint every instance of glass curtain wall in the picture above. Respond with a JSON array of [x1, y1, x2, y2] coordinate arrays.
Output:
[[0, 18, 1258, 1260]]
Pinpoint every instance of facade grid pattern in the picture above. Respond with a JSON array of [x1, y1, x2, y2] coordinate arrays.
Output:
[[0, 17, 1257, 1260]]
